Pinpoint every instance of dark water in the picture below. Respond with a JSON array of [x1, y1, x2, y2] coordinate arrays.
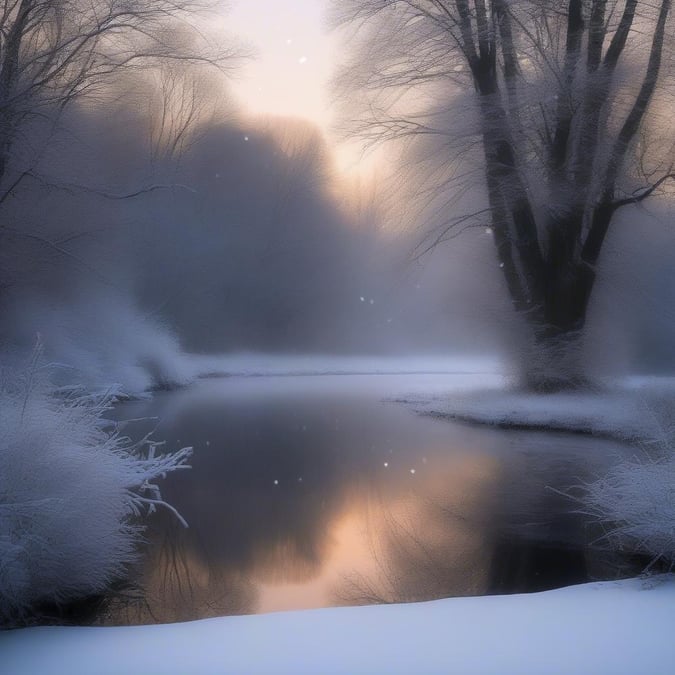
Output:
[[102, 374, 634, 624]]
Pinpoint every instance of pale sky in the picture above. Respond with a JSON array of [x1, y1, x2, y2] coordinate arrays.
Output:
[[225, 0, 335, 129], [219, 1, 379, 178]]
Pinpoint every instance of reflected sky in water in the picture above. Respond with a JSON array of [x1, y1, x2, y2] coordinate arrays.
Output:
[[103, 374, 634, 624]]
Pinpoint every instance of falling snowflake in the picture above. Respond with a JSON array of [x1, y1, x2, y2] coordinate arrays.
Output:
[[299, 56, 308, 65]]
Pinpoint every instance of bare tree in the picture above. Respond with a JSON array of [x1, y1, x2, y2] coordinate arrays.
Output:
[[146, 63, 229, 168], [332, 0, 674, 390], [0, 0, 241, 200]]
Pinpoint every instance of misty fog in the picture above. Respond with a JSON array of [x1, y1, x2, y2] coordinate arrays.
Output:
[[3, 0, 675, 647], [0, 62, 672, 390]]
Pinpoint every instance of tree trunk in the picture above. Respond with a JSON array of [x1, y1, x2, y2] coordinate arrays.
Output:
[[517, 215, 600, 393], [521, 327, 590, 393]]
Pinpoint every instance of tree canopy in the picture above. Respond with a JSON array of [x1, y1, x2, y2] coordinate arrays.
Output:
[[333, 0, 674, 387]]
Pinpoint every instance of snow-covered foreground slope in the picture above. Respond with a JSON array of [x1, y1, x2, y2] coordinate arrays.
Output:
[[3, 577, 675, 675]]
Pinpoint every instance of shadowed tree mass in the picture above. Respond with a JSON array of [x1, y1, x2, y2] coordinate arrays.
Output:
[[333, 0, 674, 389]]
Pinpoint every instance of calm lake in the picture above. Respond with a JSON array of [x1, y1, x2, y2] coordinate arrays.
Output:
[[103, 373, 634, 624]]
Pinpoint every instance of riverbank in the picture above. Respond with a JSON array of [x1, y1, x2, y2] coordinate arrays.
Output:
[[3, 576, 674, 674]]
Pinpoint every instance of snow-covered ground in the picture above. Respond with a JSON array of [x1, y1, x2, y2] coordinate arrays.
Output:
[[400, 377, 675, 440], [2, 577, 674, 674]]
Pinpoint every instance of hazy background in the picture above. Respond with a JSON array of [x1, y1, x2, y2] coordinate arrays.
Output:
[[0, 0, 672, 392]]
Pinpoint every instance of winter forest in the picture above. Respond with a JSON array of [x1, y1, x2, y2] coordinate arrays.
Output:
[[1, 1, 675, 672]]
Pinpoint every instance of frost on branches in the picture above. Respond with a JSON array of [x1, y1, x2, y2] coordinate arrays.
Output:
[[0, 354, 192, 626]]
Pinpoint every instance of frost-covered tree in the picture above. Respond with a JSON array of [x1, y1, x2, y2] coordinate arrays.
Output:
[[0, 0, 242, 388], [333, 0, 674, 389], [0, 0, 240, 200]]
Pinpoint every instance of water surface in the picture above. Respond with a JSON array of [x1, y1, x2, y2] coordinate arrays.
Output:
[[103, 374, 632, 624]]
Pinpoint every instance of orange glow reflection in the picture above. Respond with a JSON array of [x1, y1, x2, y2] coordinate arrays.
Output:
[[258, 450, 500, 613]]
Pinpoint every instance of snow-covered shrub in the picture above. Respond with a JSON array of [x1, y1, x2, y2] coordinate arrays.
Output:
[[0, 358, 192, 625], [581, 407, 675, 568], [2, 290, 194, 396], [583, 457, 675, 566]]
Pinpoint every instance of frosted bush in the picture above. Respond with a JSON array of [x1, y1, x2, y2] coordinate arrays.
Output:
[[583, 457, 675, 566], [2, 290, 194, 395], [0, 361, 192, 624], [581, 408, 675, 568]]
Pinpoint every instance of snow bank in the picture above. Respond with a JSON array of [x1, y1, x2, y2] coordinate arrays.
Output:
[[402, 385, 674, 439], [2, 577, 674, 674], [0, 360, 192, 625]]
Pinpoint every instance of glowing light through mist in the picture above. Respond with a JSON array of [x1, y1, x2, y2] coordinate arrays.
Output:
[[225, 1, 333, 128], [218, 1, 384, 177]]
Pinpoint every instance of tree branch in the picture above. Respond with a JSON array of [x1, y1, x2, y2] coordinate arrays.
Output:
[[603, 0, 671, 193], [587, 0, 608, 73], [603, 0, 638, 70], [454, 0, 479, 69], [550, 0, 584, 172], [612, 171, 675, 209]]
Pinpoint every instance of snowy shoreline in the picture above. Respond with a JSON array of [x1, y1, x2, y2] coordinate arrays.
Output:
[[4, 359, 674, 673], [397, 376, 675, 440], [2, 576, 675, 674], [181, 364, 673, 443], [184, 353, 505, 380]]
